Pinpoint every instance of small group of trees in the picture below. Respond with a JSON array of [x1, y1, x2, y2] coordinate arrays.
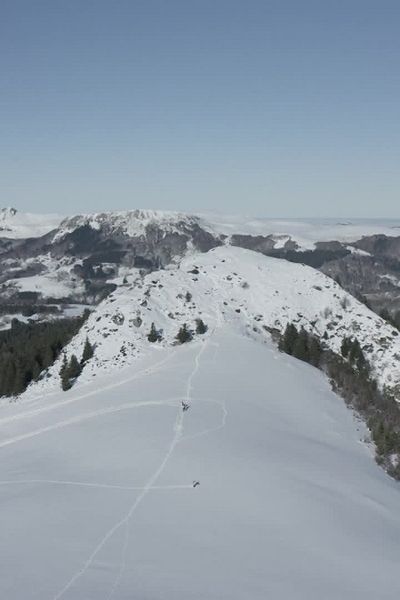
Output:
[[176, 319, 208, 344], [278, 323, 322, 366], [147, 318, 208, 345], [278, 321, 400, 480], [60, 337, 94, 391], [340, 336, 368, 372]]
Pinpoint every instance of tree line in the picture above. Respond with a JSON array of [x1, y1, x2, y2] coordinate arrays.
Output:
[[279, 322, 400, 480], [147, 318, 208, 345], [59, 337, 94, 391], [0, 316, 87, 397]]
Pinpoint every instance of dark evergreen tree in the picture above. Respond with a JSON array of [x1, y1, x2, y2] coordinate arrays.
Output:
[[185, 291, 192, 302], [147, 322, 161, 342], [81, 337, 94, 363], [309, 336, 322, 367], [341, 337, 351, 358], [176, 323, 193, 344], [195, 318, 208, 334], [279, 323, 298, 354], [68, 354, 82, 380], [292, 327, 309, 361], [60, 354, 71, 391]]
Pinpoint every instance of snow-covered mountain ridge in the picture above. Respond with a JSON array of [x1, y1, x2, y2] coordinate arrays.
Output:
[[2, 206, 400, 247], [24, 245, 400, 402], [52, 209, 202, 242], [1, 207, 400, 331]]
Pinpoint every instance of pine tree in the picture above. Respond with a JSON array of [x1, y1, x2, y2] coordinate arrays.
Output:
[[195, 318, 208, 335], [82, 337, 94, 363], [292, 327, 309, 361], [279, 323, 298, 354], [309, 337, 322, 367], [60, 354, 71, 391], [68, 354, 82, 380], [349, 338, 362, 365], [147, 322, 161, 343], [341, 337, 351, 358], [176, 323, 193, 344]]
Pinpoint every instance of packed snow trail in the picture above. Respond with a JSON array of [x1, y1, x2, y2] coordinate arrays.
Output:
[[53, 340, 208, 600], [0, 480, 194, 492], [107, 338, 210, 599]]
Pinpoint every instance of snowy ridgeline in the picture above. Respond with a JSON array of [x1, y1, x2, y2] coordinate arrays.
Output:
[[1, 332, 400, 599], [21, 245, 400, 402], [1, 206, 400, 249]]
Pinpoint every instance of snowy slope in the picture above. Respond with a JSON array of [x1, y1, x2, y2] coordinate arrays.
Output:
[[23, 245, 400, 403], [1, 331, 400, 599], [0, 207, 62, 238]]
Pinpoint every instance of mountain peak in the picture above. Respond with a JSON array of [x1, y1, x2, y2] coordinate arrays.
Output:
[[0, 206, 17, 219]]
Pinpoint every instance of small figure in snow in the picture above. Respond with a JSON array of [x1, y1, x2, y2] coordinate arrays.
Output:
[[182, 401, 189, 412], [192, 480, 200, 488]]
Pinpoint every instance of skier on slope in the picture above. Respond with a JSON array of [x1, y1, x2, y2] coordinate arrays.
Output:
[[192, 480, 200, 488]]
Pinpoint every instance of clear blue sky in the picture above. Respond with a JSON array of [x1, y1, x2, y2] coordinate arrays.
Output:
[[1, 0, 399, 217]]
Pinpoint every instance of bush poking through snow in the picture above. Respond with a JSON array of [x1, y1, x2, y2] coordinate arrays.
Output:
[[176, 323, 193, 344], [147, 322, 162, 343], [195, 318, 208, 334]]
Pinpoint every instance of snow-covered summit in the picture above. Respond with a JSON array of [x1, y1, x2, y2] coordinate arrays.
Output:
[[26, 245, 400, 402], [3, 206, 400, 251], [53, 209, 202, 241]]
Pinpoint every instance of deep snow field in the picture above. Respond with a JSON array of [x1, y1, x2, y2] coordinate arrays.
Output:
[[1, 329, 400, 599]]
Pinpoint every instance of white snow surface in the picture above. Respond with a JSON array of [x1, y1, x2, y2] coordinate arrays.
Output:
[[23, 245, 400, 402], [1, 330, 400, 599], [7, 274, 81, 299], [0, 207, 62, 238]]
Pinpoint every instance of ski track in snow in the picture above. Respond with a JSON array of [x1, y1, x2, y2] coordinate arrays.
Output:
[[0, 350, 177, 429], [107, 338, 211, 600], [51, 338, 216, 600], [0, 479, 193, 492], [0, 398, 181, 451]]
